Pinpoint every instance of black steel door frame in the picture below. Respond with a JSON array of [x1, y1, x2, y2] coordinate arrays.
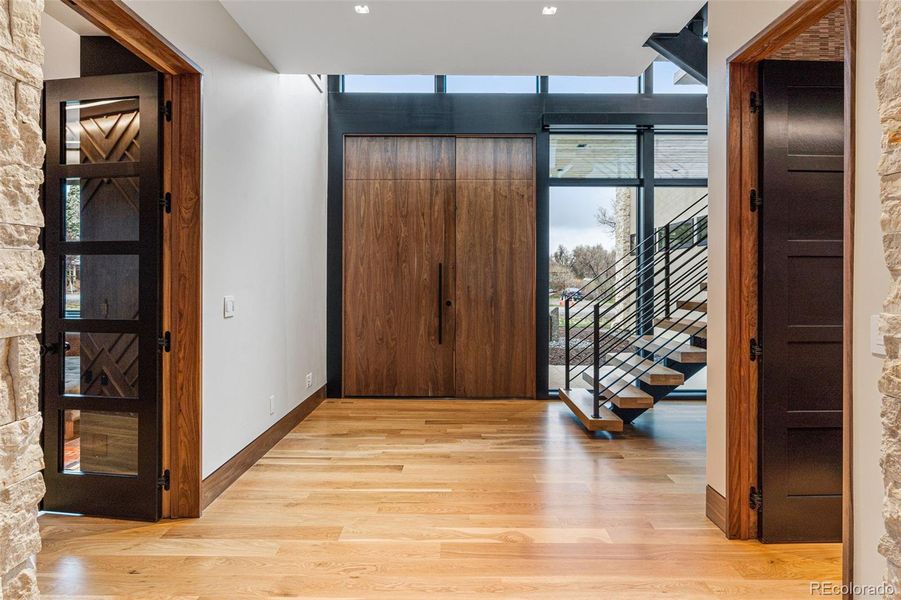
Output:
[[324, 79, 708, 398]]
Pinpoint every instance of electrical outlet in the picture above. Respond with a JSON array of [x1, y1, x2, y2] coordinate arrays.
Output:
[[305, 373, 313, 389], [269, 394, 275, 415]]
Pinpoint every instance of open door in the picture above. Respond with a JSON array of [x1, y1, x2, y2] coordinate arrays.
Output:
[[42, 72, 164, 520], [758, 60, 844, 542]]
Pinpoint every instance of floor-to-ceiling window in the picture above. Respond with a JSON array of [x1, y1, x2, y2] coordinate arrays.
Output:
[[547, 134, 640, 391], [546, 129, 708, 394]]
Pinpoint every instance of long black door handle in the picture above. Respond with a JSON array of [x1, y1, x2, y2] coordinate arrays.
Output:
[[437, 262, 443, 344]]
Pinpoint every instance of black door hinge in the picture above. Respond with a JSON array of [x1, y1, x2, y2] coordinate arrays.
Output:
[[750, 338, 763, 361], [749, 91, 762, 114], [158, 469, 171, 491], [159, 331, 171, 352], [160, 192, 171, 214], [749, 188, 762, 212], [162, 100, 172, 122], [749, 486, 763, 511]]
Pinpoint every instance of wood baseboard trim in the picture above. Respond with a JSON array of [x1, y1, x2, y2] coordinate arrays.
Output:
[[201, 385, 326, 510], [706, 485, 728, 535]]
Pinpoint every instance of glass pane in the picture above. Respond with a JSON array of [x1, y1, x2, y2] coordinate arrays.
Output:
[[550, 134, 638, 178], [64, 255, 139, 320], [548, 76, 638, 94], [64, 332, 139, 397], [446, 76, 537, 93], [652, 59, 707, 94], [63, 409, 138, 476], [655, 186, 707, 394], [548, 187, 637, 390], [343, 75, 434, 93], [655, 187, 708, 226], [64, 97, 140, 165], [654, 134, 708, 179], [64, 177, 140, 241]]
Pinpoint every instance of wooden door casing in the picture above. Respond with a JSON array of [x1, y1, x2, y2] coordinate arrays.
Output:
[[343, 137, 456, 396], [454, 138, 536, 398]]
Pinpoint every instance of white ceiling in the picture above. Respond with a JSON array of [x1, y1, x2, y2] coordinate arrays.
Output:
[[44, 0, 106, 36], [220, 0, 706, 76]]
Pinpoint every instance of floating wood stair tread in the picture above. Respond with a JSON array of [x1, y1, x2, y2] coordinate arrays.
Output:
[[655, 317, 707, 339], [579, 371, 654, 408], [602, 354, 685, 386], [638, 337, 707, 364], [559, 388, 624, 432], [675, 299, 707, 312]]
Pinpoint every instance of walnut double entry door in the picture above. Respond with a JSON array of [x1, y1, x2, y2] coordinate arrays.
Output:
[[343, 136, 535, 398]]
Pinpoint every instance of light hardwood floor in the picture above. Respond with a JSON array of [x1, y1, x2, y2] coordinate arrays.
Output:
[[37, 399, 840, 599]]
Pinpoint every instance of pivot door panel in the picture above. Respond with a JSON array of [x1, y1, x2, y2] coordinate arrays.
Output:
[[343, 137, 455, 396], [454, 138, 536, 398]]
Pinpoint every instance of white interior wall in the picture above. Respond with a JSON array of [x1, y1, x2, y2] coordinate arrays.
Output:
[[707, 0, 885, 589], [706, 0, 794, 497], [851, 1, 886, 593], [40, 12, 79, 80], [124, 0, 328, 477]]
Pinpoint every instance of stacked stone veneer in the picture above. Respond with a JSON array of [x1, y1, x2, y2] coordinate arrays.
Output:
[[0, 0, 45, 598]]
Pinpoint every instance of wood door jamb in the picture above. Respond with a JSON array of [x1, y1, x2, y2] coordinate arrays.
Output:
[[62, 0, 204, 518], [723, 0, 854, 595]]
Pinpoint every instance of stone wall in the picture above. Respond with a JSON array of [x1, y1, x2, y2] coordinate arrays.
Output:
[[0, 0, 45, 598]]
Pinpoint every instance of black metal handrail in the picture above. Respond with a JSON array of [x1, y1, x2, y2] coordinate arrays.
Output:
[[571, 253, 707, 375], [563, 226, 707, 360], [564, 218, 708, 375], [567, 193, 708, 305], [569, 254, 707, 387], [595, 274, 707, 404], [561, 192, 709, 407], [565, 198, 708, 326], [570, 247, 707, 372]]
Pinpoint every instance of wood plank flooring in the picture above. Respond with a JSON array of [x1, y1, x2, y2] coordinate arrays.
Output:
[[37, 399, 840, 599]]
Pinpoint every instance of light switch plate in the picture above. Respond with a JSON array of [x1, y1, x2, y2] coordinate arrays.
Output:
[[223, 295, 236, 318], [872, 314, 886, 357]]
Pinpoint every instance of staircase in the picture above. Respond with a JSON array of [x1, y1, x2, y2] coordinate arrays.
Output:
[[559, 195, 708, 432]]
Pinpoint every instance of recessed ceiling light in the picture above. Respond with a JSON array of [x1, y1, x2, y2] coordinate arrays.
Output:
[[354, 5, 370, 14], [542, 6, 557, 16]]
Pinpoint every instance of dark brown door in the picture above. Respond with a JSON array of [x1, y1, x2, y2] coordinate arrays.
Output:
[[42, 73, 163, 520], [758, 60, 844, 542], [343, 137, 455, 396], [454, 138, 536, 398]]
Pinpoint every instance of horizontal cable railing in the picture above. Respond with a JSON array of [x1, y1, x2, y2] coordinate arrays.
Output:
[[565, 219, 708, 381], [562, 192, 708, 416], [574, 254, 707, 379], [595, 272, 707, 406], [564, 239, 706, 366], [567, 193, 708, 314]]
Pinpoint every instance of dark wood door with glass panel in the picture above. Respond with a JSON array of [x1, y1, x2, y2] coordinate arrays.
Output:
[[758, 60, 843, 542], [42, 72, 163, 520]]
